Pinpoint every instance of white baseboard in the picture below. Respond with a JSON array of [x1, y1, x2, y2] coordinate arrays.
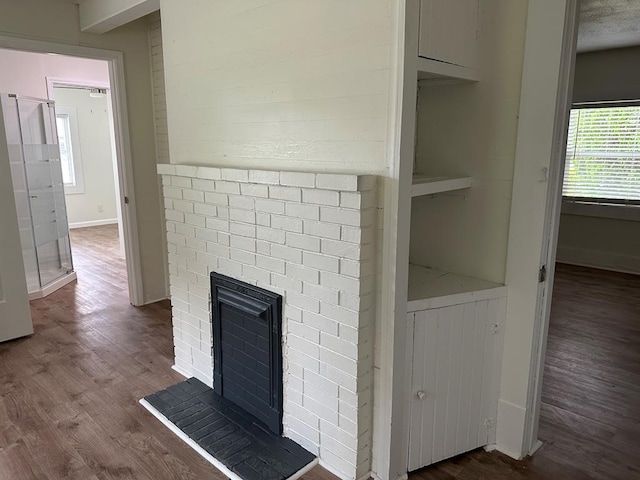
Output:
[[495, 398, 528, 461], [69, 218, 118, 229], [171, 364, 191, 379], [556, 246, 640, 275], [529, 439, 543, 455], [141, 295, 170, 306], [28, 272, 77, 300], [139, 399, 319, 480]]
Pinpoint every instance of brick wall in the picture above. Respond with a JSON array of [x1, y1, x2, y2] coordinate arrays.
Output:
[[148, 11, 169, 165], [158, 164, 377, 480]]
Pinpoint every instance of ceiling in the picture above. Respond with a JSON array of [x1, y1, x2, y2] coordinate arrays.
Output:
[[45, 0, 638, 52], [578, 0, 640, 52]]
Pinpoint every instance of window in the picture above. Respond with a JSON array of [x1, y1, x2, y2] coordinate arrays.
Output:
[[56, 114, 75, 186], [55, 106, 84, 194], [563, 105, 640, 205]]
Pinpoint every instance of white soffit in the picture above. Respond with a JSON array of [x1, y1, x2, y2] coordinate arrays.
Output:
[[578, 0, 640, 52], [79, 0, 160, 34]]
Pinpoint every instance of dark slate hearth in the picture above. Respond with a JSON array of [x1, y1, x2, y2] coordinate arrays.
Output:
[[143, 378, 316, 480]]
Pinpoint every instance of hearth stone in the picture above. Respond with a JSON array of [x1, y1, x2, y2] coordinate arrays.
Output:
[[142, 378, 316, 480]]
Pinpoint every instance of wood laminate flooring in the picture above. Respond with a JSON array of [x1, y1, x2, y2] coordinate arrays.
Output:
[[2, 226, 638, 479], [0, 225, 338, 480]]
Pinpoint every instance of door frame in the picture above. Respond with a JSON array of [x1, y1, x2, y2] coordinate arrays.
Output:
[[498, 0, 580, 459], [46, 78, 128, 261], [521, 0, 580, 453], [0, 35, 144, 306]]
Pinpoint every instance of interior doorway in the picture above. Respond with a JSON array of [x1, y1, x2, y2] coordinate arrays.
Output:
[[535, 63, 640, 478], [50, 82, 129, 300], [527, 0, 640, 473], [0, 38, 144, 305]]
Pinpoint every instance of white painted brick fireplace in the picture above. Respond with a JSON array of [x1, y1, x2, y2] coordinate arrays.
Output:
[[157, 164, 378, 480]]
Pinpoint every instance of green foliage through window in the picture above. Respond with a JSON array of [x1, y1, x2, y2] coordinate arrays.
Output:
[[563, 105, 640, 203]]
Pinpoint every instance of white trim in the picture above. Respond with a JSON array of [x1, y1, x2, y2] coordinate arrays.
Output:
[[139, 399, 319, 480], [529, 440, 544, 456], [499, 0, 579, 460], [374, 0, 418, 478], [561, 201, 640, 221], [407, 285, 508, 311], [171, 363, 191, 379], [68, 218, 118, 229], [28, 272, 77, 300], [522, 0, 580, 457], [143, 295, 171, 305], [0, 35, 145, 306], [108, 52, 144, 306]]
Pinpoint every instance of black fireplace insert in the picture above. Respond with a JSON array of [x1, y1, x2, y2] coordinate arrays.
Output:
[[210, 272, 283, 435]]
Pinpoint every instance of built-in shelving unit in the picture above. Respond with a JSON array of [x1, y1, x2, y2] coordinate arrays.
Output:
[[398, 0, 513, 474], [417, 57, 479, 83], [411, 175, 472, 197], [407, 263, 507, 311]]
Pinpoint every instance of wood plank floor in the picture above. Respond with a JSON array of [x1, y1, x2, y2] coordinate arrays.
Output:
[[0, 225, 338, 480], [411, 262, 640, 480], [2, 226, 638, 479]]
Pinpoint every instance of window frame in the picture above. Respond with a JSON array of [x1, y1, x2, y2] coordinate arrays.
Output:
[[562, 100, 640, 221], [55, 105, 84, 195]]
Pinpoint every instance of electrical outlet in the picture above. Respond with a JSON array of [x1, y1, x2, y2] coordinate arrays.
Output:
[[97, 204, 104, 213]]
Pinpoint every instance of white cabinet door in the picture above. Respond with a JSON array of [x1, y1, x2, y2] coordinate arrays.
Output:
[[407, 298, 505, 472], [0, 99, 33, 343], [419, 0, 479, 69]]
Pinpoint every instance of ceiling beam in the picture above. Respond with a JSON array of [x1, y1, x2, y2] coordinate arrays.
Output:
[[79, 0, 160, 34]]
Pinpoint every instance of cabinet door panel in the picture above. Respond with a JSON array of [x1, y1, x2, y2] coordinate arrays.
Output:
[[419, 0, 479, 68], [407, 297, 505, 472]]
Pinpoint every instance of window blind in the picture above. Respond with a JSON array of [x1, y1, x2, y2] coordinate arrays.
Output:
[[563, 105, 640, 204]]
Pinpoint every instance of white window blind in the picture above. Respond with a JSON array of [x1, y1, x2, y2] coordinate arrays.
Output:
[[563, 105, 640, 204]]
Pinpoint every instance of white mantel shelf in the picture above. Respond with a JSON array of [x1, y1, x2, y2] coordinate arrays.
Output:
[[411, 175, 472, 197], [407, 263, 507, 311]]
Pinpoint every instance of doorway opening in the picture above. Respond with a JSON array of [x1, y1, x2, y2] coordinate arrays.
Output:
[[534, 90, 640, 478], [0, 39, 143, 305], [52, 82, 128, 303], [529, 1, 640, 476]]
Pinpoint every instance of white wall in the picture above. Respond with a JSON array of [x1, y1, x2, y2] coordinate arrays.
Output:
[[410, 0, 529, 284], [54, 87, 118, 227], [557, 46, 640, 274], [558, 213, 640, 273], [0, 48, 109, 98], [0, 1, 167, 303], [159, 0, 394, 174]]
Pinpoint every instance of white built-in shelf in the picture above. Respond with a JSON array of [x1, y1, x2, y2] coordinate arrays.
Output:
[[417, 57, 479, 83], [407, 263, 507, 311], [411, 175, 472, 197]]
